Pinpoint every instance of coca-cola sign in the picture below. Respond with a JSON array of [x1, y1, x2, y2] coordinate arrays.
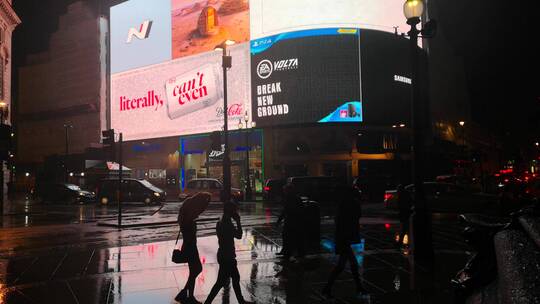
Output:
[[216, 103, 244, 118]]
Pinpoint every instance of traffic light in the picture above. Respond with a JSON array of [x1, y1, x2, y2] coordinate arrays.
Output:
[[0, 124, 12, 161], [102, 129, 115, 145], [210, 131, 222, 151], [102, 129, 115, 159]]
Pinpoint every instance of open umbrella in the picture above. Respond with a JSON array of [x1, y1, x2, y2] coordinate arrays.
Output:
[[179, 192, 212, 223]]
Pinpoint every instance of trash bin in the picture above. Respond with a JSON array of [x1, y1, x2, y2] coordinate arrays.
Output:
[[301, 200, 321, 253]]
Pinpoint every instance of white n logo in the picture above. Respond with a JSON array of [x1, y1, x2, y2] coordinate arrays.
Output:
[[126, 20, 153, 43]]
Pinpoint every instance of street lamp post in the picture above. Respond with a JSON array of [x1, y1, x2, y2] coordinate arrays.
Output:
[[215, 40, 235, 203], [63, 123, 73, 182], [404, 0, 434, 260], [0, 102, 7, 217], [459, 121, 466, 146], [238, 111, 256, 201]]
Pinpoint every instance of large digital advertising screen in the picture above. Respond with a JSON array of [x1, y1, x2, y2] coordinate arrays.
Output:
[[251, 28, 361, 127], [110, 0, 411, 141]]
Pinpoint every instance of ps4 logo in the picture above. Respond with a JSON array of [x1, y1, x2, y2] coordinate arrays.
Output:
[[126, 20, 153, 43], [252, 38, 272, 48]]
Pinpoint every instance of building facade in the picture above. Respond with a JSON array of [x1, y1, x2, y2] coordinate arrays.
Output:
[[0, 0, 20, 199], [12, 0, 106, 189], [11, 0, 483, 200]]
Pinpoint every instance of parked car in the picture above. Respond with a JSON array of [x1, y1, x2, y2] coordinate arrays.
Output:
[[263, 178, 286, 203], [384, 182, 498, 210], [96, 178, 166, 205], [37, 183, 96, 204], [179, 178, 244, 202], [286, 176, 342, 203]]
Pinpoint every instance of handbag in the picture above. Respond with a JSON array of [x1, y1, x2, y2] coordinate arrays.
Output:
[[172, 231, 188, 264]]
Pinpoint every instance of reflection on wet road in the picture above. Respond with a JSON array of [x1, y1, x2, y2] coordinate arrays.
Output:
[[0, 200, 469, 303]]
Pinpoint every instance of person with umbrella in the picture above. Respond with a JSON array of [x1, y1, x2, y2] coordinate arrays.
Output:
[[175, 192, 211, 304]]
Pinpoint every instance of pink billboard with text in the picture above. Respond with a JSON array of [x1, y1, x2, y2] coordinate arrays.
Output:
[[111, 43, 250, 141]]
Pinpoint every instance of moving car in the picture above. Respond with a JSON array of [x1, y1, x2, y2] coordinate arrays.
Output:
[[384, 182, 498, 210], [286, 176, 342, 203], [263, 178, 286, 203], [38, 183, 96, 204], [97, 178, 166, 205], [179, 178, 244, 202]]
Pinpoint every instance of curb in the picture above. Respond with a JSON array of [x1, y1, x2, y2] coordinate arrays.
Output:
[[96, 216, 220, 228]]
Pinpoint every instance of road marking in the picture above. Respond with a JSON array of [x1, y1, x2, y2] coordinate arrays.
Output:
[[49, 251, 69, 280], [81, 249, 95, 276]]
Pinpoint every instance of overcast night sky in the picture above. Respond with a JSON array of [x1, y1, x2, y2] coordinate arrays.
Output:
[[433, 0, 540, 145]]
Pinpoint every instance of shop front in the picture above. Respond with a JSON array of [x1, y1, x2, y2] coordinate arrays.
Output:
[[180, 130, 264, 195]]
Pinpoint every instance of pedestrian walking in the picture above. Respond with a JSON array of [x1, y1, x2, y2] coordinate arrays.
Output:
[[397, 184, 412, 247], [275, 184, 304, 261], [204, 203, 255, 304], [174, 192, 211, 304], [322, 186, 365, 298]]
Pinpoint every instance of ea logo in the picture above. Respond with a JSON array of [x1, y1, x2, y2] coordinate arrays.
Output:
[[257, 60, 273, 79]]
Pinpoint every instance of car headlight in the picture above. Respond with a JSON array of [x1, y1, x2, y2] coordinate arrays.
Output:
[[153, 192, 161, 197], [79, 192, 85, 196]]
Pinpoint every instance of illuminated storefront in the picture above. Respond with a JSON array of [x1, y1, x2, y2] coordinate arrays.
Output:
[[180, 130, 263, 192]]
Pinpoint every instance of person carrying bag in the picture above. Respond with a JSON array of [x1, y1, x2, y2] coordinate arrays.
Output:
[[173, 192, 211, 304], [172, 229, 188, 264]]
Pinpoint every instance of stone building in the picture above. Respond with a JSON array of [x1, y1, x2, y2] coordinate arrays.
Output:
[[0, 0, 20, 199]]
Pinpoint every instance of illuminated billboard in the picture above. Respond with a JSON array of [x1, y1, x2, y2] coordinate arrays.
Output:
[[110, 0, 411, 140], [111, 44, 250, 141], [251, 28, 361, 127]]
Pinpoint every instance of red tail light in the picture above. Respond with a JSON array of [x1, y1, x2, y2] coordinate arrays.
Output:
[[264, 186, 271, 192], [384, 193, 394, 201]]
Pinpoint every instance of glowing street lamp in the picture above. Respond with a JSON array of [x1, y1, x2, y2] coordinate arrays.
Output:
[[0, 102, 7, 124], [403, 0, 424, 21]]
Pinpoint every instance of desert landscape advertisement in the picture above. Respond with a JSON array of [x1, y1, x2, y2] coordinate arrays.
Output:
[[171, 0, 250, 59]]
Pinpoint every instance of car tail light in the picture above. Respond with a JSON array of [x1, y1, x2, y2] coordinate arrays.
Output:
[[264, 186, 271, 192], [384, 193, 394, 202]]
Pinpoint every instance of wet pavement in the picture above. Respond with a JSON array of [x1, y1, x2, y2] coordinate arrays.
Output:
[[0, 199, 470, 303]]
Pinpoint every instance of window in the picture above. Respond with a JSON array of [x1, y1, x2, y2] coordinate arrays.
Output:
[[201, 180, 210, 189], [187, 180, 197, 189], [210, 181, 222, 189]]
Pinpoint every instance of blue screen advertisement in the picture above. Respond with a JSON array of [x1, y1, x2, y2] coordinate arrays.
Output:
[[250, 28, 363, 127]]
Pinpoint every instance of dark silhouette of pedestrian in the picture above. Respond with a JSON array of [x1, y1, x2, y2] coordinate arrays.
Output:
[[397, 184, 412, 247], [204, 203, 255, 304], [175, 193, 211, 304], [323, 186, 364, 298], [276, 184, 305, 261]]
